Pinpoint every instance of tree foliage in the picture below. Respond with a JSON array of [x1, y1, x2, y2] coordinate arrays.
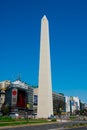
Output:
[[53, 99, 65, 115], [1, 103, 9, 115], [74, 109, 87, 116]]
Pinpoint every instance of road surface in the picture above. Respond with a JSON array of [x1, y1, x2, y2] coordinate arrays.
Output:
[[0, 121, 87, 130]]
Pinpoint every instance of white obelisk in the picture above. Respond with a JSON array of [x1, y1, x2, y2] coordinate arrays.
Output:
[[37, 15, 53, 118]]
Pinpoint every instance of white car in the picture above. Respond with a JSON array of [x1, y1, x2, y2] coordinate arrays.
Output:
[[9, 112, 19, 119]]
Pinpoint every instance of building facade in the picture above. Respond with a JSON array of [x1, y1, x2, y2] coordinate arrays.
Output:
[[53, 92, 65, 115], [0, 80, 11, 111], [65, 96, 70, 113], [0, 80, 33, 114], [70, 96, 80, 113]]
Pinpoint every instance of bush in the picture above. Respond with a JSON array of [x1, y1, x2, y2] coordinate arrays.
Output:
[[0, 116, 15, 122], [51, 118, 56, 122], [70, 115, 76, 120]]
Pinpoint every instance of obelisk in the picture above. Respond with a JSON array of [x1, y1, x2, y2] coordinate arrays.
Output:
[[37, 15, 53, 118]]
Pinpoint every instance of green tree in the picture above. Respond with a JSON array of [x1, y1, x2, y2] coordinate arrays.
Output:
[[1, 103, 9, 115], [53, 99, 65, 116]]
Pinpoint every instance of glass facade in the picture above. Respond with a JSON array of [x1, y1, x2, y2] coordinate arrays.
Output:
[[34, 95, 38, 105]]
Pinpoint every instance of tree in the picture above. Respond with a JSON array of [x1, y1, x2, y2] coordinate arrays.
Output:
[[80, 109, 87, 116], [53, 99, 65, 116], [73, 109, 80, 115], [1, 103, 9, 115]]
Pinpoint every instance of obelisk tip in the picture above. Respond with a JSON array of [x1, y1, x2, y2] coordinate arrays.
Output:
[[42, 15, 47, 20]]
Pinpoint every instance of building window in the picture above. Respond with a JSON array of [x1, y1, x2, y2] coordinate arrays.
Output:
[[34, 95, 38, 105]]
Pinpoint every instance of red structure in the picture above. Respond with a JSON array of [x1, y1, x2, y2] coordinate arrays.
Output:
[[17, 90, 26, 108]]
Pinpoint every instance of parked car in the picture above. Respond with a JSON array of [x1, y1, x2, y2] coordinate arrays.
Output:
[[48, 115, 56, 119], [9, 112, 19, 119], [25, 114, 34, 119]]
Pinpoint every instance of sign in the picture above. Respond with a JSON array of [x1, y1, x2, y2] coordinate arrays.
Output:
[[12, 90, 17, 96], [12, 89, 17, 106]]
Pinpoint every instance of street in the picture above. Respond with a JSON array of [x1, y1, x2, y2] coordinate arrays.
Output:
[[0, 121, 87, 130], [65, 128, 87, 130]]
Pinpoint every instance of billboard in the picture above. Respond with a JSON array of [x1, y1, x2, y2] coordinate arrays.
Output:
[[12, 89, 17, 106], [17, 89, 27, 108]]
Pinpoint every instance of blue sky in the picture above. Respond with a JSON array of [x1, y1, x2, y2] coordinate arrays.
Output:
[[0, 0, 87, 103]]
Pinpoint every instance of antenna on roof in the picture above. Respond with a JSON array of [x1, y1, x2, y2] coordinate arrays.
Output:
[[17, 73, 21, 81]]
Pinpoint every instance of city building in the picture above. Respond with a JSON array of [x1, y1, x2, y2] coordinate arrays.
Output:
[[84, 103, 87, 110], [33, 87, 38, 114], [65, 96, 70, 113], [0, 80, 11, 111], [5, 80, 33, 114], [53, 92, 65, 114], [70, 96, 80, 113], [80, 101, 86, 111]]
